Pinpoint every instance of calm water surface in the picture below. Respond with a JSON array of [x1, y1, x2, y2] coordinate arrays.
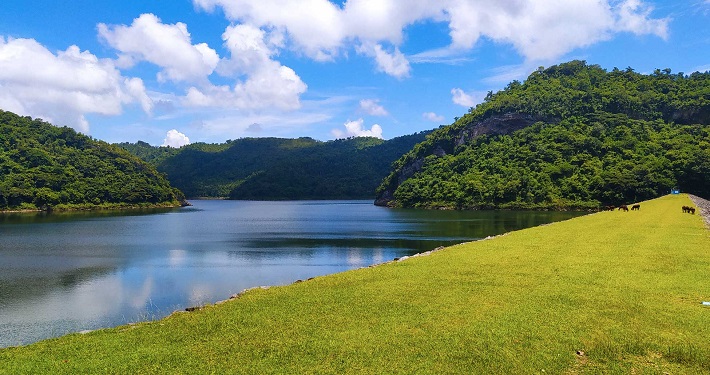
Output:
[[0, 200, 585, 347]]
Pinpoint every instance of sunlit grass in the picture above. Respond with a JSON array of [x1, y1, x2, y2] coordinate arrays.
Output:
[[1, 194, 708, 374]]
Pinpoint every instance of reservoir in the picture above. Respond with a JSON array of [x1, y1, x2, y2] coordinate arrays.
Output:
[[0, 200, 585, 348]]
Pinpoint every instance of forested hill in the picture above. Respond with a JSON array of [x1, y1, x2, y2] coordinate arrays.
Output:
[[0, 110, 186, 211], [376, 61, 710, 209], [119, 131, 429, 199]]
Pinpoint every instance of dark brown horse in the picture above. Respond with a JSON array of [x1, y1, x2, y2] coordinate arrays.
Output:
[[618, 205, 629, 212], [631, 204, 640, 211]]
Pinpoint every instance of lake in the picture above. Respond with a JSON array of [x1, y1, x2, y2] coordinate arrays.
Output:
[[0, 200, 585, 348]]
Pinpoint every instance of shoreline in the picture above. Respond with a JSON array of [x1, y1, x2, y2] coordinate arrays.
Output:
[[0, 201, 190, 215]]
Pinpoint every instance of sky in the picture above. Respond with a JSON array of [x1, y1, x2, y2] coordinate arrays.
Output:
[[0, 1, 708, 147]]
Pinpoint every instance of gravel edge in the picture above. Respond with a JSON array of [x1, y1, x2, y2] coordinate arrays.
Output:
[[688, 194, 710, 229]]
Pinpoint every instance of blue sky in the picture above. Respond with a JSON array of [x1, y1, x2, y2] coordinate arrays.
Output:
[[1, 0, 708, 146]]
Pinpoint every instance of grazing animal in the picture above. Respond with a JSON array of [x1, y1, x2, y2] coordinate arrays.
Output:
[[682, 206, 696, 214], [682, 206, 689, 213], [631, 204, 640, 211], [618, 205, 629, 212], [690, 207, 696, 214]]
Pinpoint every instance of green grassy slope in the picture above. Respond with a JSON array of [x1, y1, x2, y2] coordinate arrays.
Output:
[[1, 194, 708, 374]]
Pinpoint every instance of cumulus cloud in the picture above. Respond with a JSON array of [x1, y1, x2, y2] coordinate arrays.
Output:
[[423, 112, 445, 122], [98, 14, 219, 83], [615, 0, 669, 39], [355, 42, 411, 78], [194, 0, 347, 61], [162, 129, 191, 148], [445, 0, 669, 61], [451, 88, 483, 107], [359, 99, 388, 116], [183, 24, 307, 111], [332, 118, 383, 139], [194, 0, 669, 68], [0, 36, 151, 133]]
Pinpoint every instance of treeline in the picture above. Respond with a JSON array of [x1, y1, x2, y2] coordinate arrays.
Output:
[[376, 61, 710, 209], [0, 110, 185, 211], [119, 132, 429, 200]]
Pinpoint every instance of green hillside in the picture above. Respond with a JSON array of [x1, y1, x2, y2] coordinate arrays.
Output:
[[120, 132, 429, 199], [0, 110, 186, 211], [376, 61, 710, 209]]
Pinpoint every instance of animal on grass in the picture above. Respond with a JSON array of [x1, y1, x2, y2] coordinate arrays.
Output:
[[631, 204, 640, 211], [682, 206, 696, 214], [618, 205, 629, 212]]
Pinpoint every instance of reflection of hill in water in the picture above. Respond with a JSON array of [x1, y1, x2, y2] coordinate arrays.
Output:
[[234, 237, 467, 254], [0, 266, 116, 304], [0, 207, 183, 225]]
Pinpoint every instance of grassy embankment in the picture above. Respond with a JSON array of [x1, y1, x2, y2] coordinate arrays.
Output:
[[1, 194, 708, 374]]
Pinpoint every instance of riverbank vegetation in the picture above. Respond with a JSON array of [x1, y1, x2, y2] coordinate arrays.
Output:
[[376, 61, 710, 209], [0, 110, 186, 212], [1, 194, 707, 373], [119, 132, 429, 199]]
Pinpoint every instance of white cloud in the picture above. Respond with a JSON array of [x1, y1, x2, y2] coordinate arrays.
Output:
[[370, 44, 411, 79], [423, 112, 445, 122], [98, 14, 219, 83], [615, 0, 669, 39], [355, 42, 411, 79], [359, 99, 388, 116], [217, 24, 279, 76], [332, 118, 383, 139], [0, 37, 151, 133], [183, 24, 307, 111], [162, 129, 191, 148], [194, 0, 669, 68], [451, 88, 482, 108], [445, 0, 669, 61], [194, 0, 346, 61], [183, 63, 306, 111]]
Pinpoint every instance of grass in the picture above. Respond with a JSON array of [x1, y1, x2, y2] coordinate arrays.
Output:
[[1, 194, 708, 374]]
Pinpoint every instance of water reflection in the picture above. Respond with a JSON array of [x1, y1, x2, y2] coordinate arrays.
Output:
[[0, 200, 586, 347]]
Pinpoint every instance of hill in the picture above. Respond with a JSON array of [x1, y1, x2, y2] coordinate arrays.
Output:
[[119, 132, 429, 199], [0, 110, 186, 211], [376, 61, 710, 209]]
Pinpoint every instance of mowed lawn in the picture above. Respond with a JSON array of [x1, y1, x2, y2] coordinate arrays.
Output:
[[1, 194, 708, 374]]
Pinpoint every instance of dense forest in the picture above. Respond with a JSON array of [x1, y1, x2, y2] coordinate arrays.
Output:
[[119, 131, 429, 199], [376, 61, 710, 209], [0, 110, 186, 211]]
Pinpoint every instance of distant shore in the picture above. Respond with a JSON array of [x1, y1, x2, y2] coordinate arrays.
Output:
[[0, 201, 189, 214]]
